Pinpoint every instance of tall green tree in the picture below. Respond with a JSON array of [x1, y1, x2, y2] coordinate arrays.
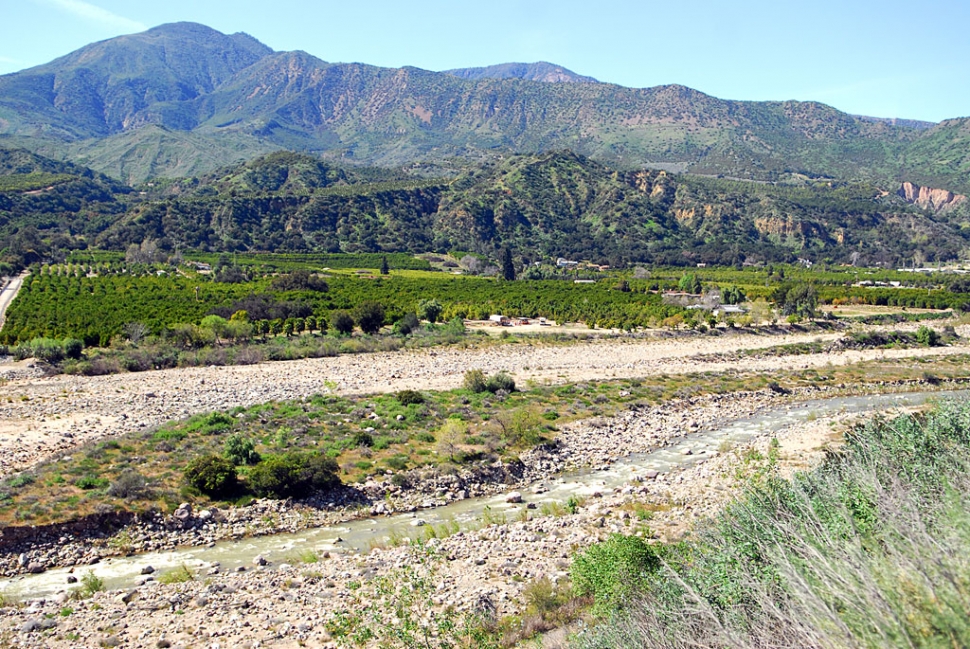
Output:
[[502, 247, 516, 281], [380, 256, 389, 275]]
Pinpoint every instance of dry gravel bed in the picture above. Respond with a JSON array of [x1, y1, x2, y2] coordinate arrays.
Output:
[[0, 328, 966, 476]]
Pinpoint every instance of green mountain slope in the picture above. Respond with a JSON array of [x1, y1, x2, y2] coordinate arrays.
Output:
[[87, 150, 966, 267], [2, 23, 965, 192]]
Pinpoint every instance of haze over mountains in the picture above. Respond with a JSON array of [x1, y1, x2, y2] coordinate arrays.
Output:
[[0, 21, 967, 192]]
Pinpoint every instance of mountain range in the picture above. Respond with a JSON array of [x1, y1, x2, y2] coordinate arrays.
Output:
[[0, 22, 967, 193]]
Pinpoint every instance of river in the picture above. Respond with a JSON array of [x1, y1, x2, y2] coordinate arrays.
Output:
[[1, 388, 961, 600]]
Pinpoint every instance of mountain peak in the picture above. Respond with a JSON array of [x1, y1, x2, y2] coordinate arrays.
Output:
[[443, 61, 598, 84]]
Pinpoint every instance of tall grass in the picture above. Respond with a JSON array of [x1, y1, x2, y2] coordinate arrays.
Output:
[[575, 399, 970, 649]]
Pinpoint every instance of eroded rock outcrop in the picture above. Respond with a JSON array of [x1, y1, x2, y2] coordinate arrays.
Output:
[[898, 182, 967, 212]]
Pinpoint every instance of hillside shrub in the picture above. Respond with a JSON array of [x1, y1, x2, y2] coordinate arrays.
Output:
[[107, 470, 152, 500], [396, 389, 425, 405], [184, 455, 238, 498], [915, 325, 941, 347], [485, 372, 516, 394], [247, 452, 340, 499], [224, 434, 261, 466], [463, 369, 487, 393]]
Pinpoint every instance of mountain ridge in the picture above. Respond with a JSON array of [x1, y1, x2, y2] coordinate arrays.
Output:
[[0, 22, 967, 193]]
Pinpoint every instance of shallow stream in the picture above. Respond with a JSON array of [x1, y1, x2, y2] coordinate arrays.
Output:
[[2, 389, 963, 599]]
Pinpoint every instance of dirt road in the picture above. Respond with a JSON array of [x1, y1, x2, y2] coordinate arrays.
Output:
[[0, 272, 25, 331]]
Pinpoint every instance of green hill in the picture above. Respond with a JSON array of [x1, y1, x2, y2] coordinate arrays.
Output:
[[88, 150, 967, 267]]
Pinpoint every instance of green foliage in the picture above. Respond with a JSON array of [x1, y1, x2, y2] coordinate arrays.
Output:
[[330, 310, 355, 335], [678, 273, 702, 294], [394, 312, 420, 335], [571, 534, 660, 614], [396, 389, 425, 406], [577, 400, 970, 648], [247, 452, 340, 499], [774, 283, 818, 320], [354, 301, 385, 334], [720, 285, 746, 305], [463, 369, 488, 393], [484, 372, 516, 394], [224, 433, 261, 466], [417, 298, 443, 323], [915, 325, 941, 347], [183, 455, 238, 498], [157, 564, 195, 585]]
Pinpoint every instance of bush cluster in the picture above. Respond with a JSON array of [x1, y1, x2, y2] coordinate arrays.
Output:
[[463, 369, 516, 394]]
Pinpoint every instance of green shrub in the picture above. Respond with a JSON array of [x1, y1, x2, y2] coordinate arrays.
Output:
[[247, 452, 340, 499], [224, 434, 261, 466], [485, 372, 516, 393], [571, 534, 659, 614], [353, 431, 375, 447], [463, 369, 488, 393], [63, 338, 84, 360], [915, 325, 941, 347], [107, 470, 152, 499], [395, 389, 425, 406], [184, 455, 238, 498], [74, 475, 109, 490], [394, 312, 420, 336], [331, 310, 355, 335]]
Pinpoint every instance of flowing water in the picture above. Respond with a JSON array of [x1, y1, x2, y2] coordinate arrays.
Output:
[[2, 389, 964, 600]]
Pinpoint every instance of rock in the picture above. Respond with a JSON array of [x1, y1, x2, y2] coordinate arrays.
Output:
[[141, 565, 155, 575], [26, 562, 45, 574], [66, 575, 78, 584], [20, 619, 42, 633], [505, 491, 523, 504], [156, 641, 172, 649], [410, 519, 426, 527], [644, 470, 659, 480], [100, 637, 122, 647], [253, 555, 268, 566], [115, 589, 138, 605]]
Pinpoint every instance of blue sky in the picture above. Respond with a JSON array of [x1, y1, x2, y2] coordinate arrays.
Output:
[[0, 0, 966, 122]]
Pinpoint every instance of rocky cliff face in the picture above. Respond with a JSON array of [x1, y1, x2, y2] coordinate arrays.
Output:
[[898, 182, 967, 212]]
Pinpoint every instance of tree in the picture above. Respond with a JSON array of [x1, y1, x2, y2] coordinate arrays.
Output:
[[331, 310, 355, 335], [224, 434, 261, 466], [248, 452, 340, 499], [418, 298, 443, 323], [678, 273, 702, 294], [282, 319, 295, 337], [184, 455, 238, 498], [123, 322, 149, 345], [380, 256, 389, 275], [721, 286, 746, 305], [502, 247, 516, 281], [305, 315, 317, 332], [437, 418, 467, 462], [355, 301, 385, 335], [395, 312, 420, 336], [775, 284, 817, 320], [200, 315, 228, 340]]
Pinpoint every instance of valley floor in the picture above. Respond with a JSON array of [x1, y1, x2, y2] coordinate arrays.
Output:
[[0, 325, 968, 647], [0, 325, 965, 475]]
